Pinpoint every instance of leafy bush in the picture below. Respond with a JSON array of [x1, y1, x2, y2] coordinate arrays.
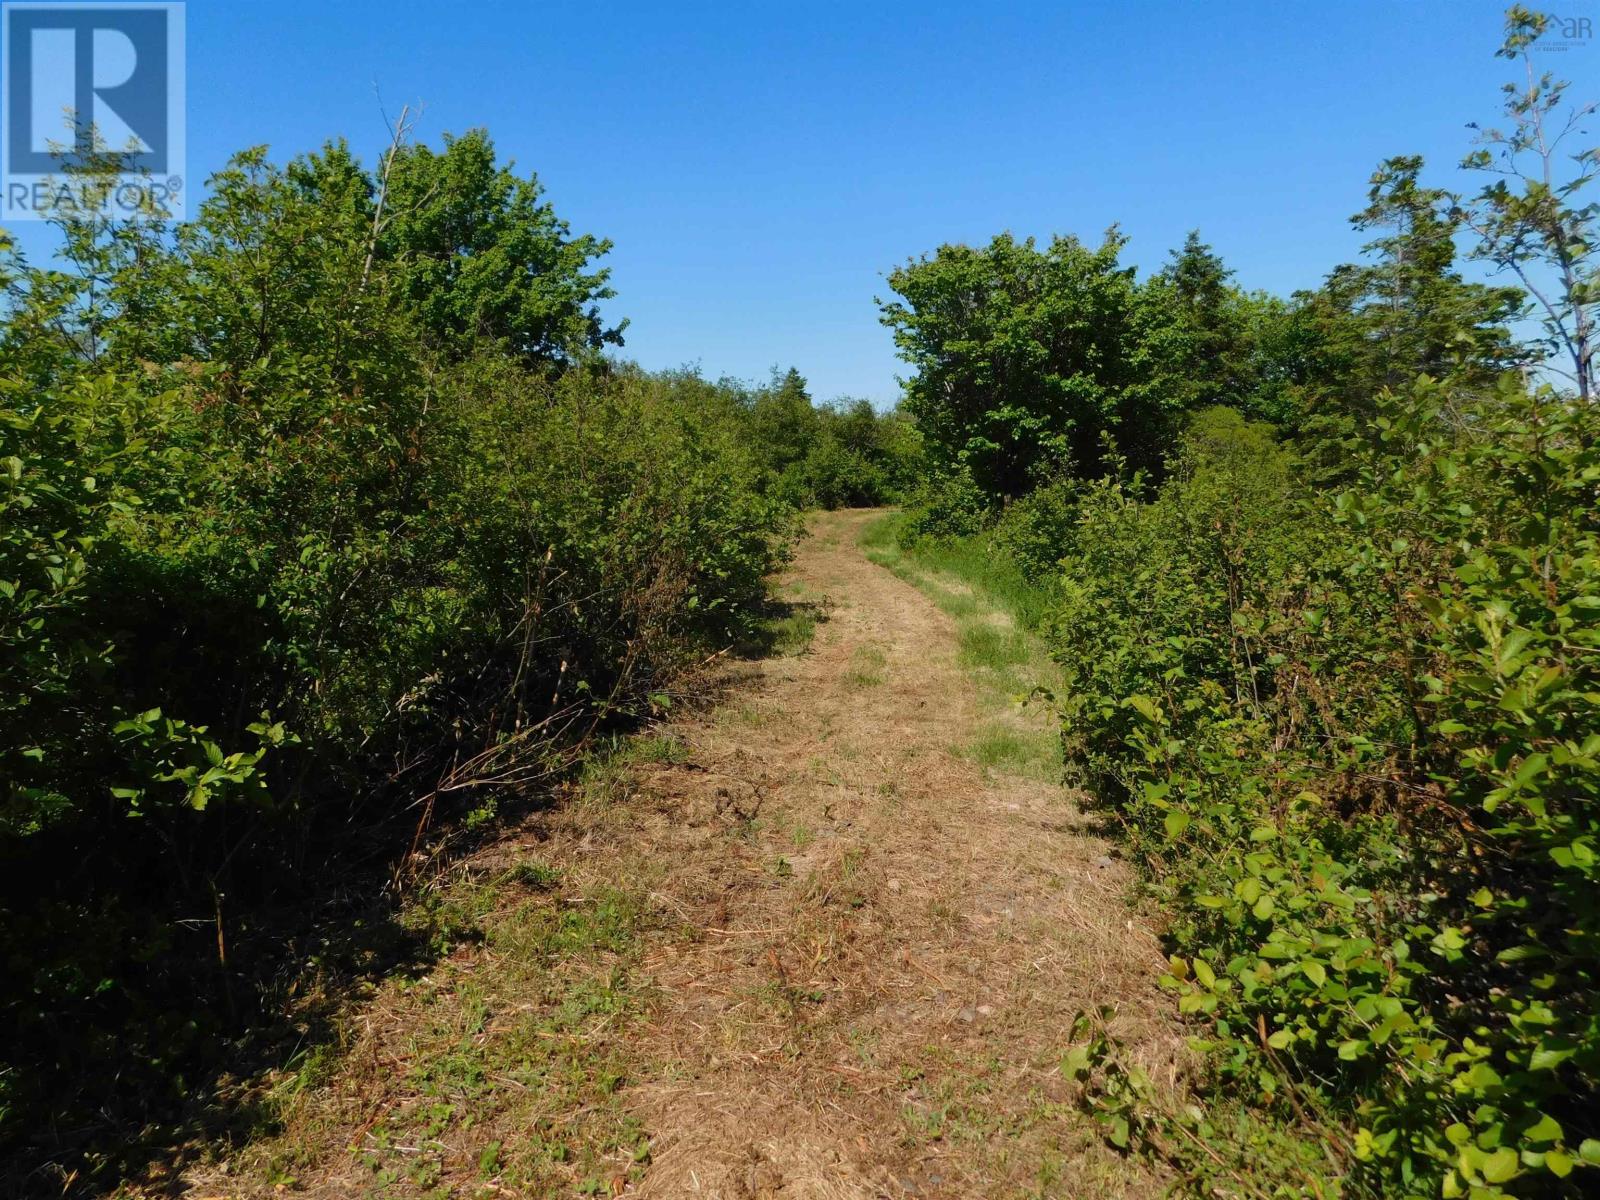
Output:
[[0, 138, 791, 1180], [990, 477, 1081, 580], [898, 461, 991, 542], [1050, 387, 1600, 1197], [744, 369, 918, 510]]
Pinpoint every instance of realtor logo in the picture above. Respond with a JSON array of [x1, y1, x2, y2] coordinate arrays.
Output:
[[1539, 12, 1594, 50], [2, 2, 185, 219]]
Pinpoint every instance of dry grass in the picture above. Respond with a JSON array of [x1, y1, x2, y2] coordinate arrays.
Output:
[[179, 509, 1184, 1200]]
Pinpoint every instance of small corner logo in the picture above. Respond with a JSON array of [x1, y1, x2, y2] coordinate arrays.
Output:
[[2, 2, 186, 221], [1538, 11, 1594, 52]]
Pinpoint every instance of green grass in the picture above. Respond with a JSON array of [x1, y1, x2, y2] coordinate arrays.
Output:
[[567, 730, 688, 811], [957, 622, 1030, 673], [968, 724, 1055, 773], [764, 603, 822, 655], [843, 643, 887, 688], [860, 512, 1063, 781], [860, 512, 1055, 631]]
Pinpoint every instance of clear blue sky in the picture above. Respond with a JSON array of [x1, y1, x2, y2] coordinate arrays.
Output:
[[28, 1, 1600, 404]]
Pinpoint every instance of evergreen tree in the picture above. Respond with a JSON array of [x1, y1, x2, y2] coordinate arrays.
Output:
[[1352, 156, 1523, 392]]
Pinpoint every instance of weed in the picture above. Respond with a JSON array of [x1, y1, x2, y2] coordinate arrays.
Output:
[[755, 599, 827, 657], [502, 861, 563, 890], [957, 623, 1028, 673], [844, 644, 888, 688]]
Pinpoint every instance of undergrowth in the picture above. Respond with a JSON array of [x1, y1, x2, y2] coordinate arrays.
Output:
[[212, 736, 681, 1198], [860, 512, 1061, 781]]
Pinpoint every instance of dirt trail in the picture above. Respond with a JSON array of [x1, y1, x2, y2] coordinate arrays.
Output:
[[613, 509, 1176, 1198], [211, 510, 1178, 1199]]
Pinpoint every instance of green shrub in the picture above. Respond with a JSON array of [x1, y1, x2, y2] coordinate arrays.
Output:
[[1051, 387, 1600, 1197], [990, 477, 1080, 579], [743, 371, 916, 510], [0, 139, 793, 1181], [899, 461, 991, 543]]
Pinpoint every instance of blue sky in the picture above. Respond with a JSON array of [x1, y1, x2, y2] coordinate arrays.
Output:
[[18, 1, 1600, 403]]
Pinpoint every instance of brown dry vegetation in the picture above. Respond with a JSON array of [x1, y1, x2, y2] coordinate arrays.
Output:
[[180, 509, 1182, 1200]]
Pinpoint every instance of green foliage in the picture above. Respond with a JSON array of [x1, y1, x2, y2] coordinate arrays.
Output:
[[877, 17, 1598, 1188], [1131, 232, 1262, 418], [1049, 386, 1600, 1197], [880, 169, 1525, 522], [741, 367, 918, 510], [2, 365, 293, 825], [989, 478, 1080, 581], [898, 461, 991, 541], [880, 230, 1151, 496], [0, 133, 791, 1182], [1292, 156, 1526, 479], [1459, 7, 1597, 402], [376, 130, 625, 363]]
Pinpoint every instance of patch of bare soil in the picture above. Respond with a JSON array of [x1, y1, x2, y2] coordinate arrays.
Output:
[[192, 509, 1181, 1199]]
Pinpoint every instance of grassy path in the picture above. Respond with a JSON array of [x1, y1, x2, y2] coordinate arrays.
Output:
[[194, 509, 1177, 1199]]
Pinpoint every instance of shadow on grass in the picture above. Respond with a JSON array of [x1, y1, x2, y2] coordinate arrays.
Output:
[[733, 595, 830, 660], [0, 781, 573, 1199]]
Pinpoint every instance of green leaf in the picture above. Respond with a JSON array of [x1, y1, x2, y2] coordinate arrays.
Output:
[[1481, 1146, 1518, 1184], [1062, 1046, 1091, 1078], [1164, 811, 1191, 839], [1126, 695, 1162, 723], [1529, 1045, 1574, 1071], [1301, 961, 1327, 988], [1523, 1113, 1562, 1143], [1178, 990, 1217, 1014], [1109, 1115, 1130, 1148]]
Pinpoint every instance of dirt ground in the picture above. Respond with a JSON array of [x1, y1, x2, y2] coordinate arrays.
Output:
[[196, 509, 1181, 1199]]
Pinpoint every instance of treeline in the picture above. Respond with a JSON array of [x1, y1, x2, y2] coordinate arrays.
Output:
[[881, 10, 1596, 1198], [880, 167, 1524, 533], [0, 130, 891, 1184], [739, 367, 920, 509]]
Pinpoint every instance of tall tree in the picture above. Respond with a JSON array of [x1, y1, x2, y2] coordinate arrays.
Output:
[[1459, 6, 1597, 401], [1132, 231, 1255, 415], [377, 130, 626, 365], [747, 366, 819, 475], [1284, 155, 1523, 463], [879, 230, 1144, 497], [1353, 156, 1524, 392]]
